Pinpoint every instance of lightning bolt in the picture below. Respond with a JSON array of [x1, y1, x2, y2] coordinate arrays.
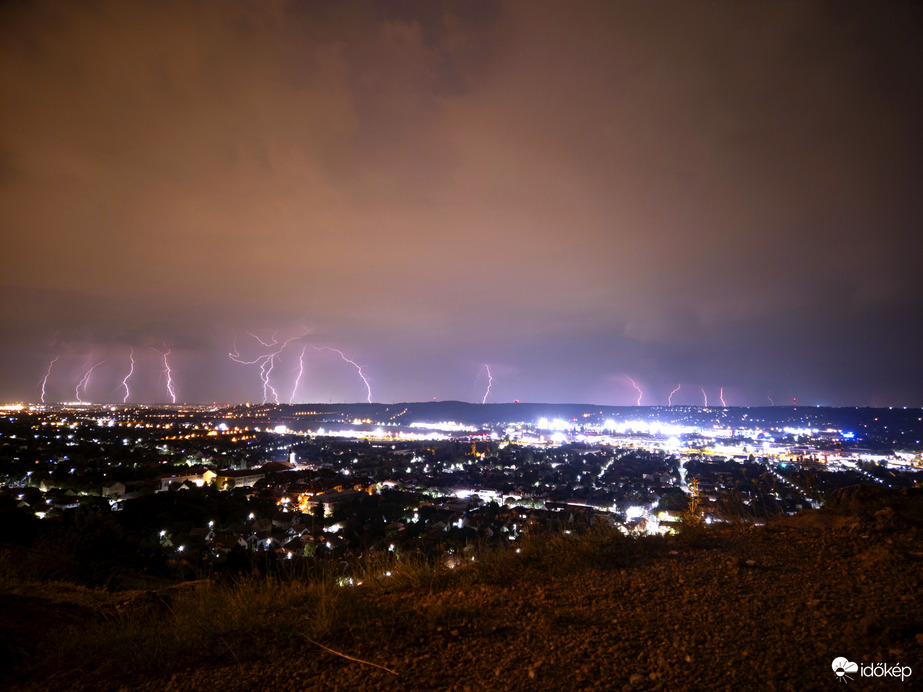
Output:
[[230, 331, 306, 404], [315, 346, 372, 403], [121, 348, 135, 404], [265, 334, 305, 404], [261, 354, 278, 404], [245, 330, 278, 348], [228, 344, 267, 366], [40, 356, 59, 404], [163, 348, 177, 404], [152, 346, 177, 404], [767, 390, 774, 406], [230, 336, 273, 401], [76, 360, 104, 403], [229, 347, 273, 402], [290, 345, 306, 404], [701, 387, 708, 408], [719, 386, 727, 408], [625, 376, 643, 406], [481, 364, 493, 404], [668, 383, 681, 406]]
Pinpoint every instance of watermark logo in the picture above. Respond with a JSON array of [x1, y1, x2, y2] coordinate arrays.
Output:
[[832, 657, 912, 683], [832, 658, 859, 683]]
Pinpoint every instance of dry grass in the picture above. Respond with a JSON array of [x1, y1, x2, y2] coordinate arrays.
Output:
[[10, 523, 640, 687]]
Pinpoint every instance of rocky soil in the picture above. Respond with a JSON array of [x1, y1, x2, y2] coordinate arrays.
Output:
[[4, 486, 922, 691]]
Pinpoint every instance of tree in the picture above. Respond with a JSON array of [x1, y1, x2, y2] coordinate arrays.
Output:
[[682, 478, 706, 530], [658, 488, 690, 512]]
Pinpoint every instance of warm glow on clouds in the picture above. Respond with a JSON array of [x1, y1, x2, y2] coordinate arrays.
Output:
[[1, 0, 920, 406]]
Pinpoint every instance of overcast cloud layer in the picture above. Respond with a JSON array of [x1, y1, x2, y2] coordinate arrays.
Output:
[[1, 0, 921, 406]]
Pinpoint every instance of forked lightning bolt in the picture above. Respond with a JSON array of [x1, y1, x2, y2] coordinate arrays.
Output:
[[121, 348, 135, 403], [152, 346, 177, 404], [481, 365, 493, 404], [719, 387, 727, 408], [260, 355, 278, 404], [40, 356, 59, 404], [230, 331, 306, 404], [229, 343, 274, 403], [290, 346, 306, 404], [315, 346, 372, 403], [245, 330, 278, 348], [668, 384, 681, 406], [76, 360, 104, 403], [163, 348, 177, 404], [264, 334, 304, 404], [229, 338, 273, 401], [625, 376, 643, 406], [701, 387, 708, 408]]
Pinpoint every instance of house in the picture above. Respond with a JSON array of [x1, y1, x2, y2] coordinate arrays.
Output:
[[157, 469, 217, 492], [102, 479, 156, 500], [102, 481, 126, 499], [251, 517, 273, 533], [215, 469, 265, 490], [259, 461, 295, 474], [211, 531, 246, 552], [305, 489, 364, 517], [49, 489, 80, 511], [272, 511, 294, 529]]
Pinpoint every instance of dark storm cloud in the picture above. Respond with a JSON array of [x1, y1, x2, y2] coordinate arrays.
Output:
[[1, 0, 920, 405]]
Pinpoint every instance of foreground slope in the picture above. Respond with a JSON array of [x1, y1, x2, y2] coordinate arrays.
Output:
[[3, 487, 922, 691]]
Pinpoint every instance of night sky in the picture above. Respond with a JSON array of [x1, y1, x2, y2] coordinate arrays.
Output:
[[2, 1, 921, 407]]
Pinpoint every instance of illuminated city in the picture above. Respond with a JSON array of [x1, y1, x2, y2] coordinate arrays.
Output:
[[3, 401, 920, 541]]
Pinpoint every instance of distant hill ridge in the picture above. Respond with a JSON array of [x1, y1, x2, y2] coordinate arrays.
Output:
[[217, 400, 923, 439]]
